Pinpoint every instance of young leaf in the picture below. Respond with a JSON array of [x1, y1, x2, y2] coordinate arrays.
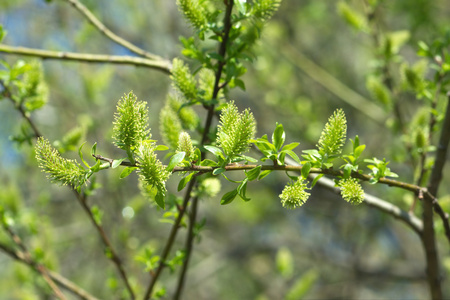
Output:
[[258, 170, 272, 180], [120, 167, 137, 179], [112, 158, 127, 169], [213, 167, 226, 176], [178, 172, 197, 191], [246, 166, 261, 181], [272, 123, 285, 151], [301, 162, 311, 179], [78, 142, 90, 168], [204, 145, 224, 159], [167, 152, 186, 172], [155, 192, 165, 209], [221, 189, 238, 205], [91, 142, 97, 156], [238, 179, 251, 201]]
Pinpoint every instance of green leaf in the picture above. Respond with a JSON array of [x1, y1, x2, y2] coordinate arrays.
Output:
[[282, 142, 300, 151], [204, 145, 224, 159], [238, 179, 251, 201], [282, 149, 301, 164], [311, 174, 324, 188], [301, 162, 311, 179], [213, 167, 226, 176], [285, 269, 318, 300], [258, 170, 272, 180], [200, 159, 218, 167], [178, 172, 197, 191], [91, 142, 97, 156], [155, 192, 165, 209], [78, 142, 90, 168], [221, 189, 238, 205], [155, 145, 169, 151], [272, 123, 285, 151], [167, 152, 185, 172], [246, 166, 261, 181], [354, 144, 365, 158], [120, 166, 137, 179], [112, 158, 127, 169]]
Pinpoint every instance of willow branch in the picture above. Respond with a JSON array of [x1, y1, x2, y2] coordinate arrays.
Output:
[[73, 190, 135, 299], [276, 43, 385, 124], [0, 80, 42, 138], [0, 242, 100, 300], [62, 0, 165, 61], [143, 178, 197, 300], [428, 92, 450, 197], [0, 44, 172, 74], [0, 223, 67, 299]]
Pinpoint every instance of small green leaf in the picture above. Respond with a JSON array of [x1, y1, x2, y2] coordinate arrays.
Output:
[[200, 159, 218, 167], [311, 174, 324, 188], [246, 166, 261, 181], [301, 162, 311, 179], [178, 172, 197, 191], [78, 142, 90, 168], [282, 149, 301, 164], [120, 166, 137, 179], [220, 189, 238, 205], [354, 144, 365, 158], [258, 170, 272, 180], [213, 167, 226, 175], [112, 158, 127, 169], [282, 142, 300, 151], [155, 192, 165, 209], [91, 142, 97, 156], [272, 123, 285, 151], [167, 152, 185, 172], [155, 145, 169, 151], [238, 179, 251, 201], [204, 145, 224, 159]]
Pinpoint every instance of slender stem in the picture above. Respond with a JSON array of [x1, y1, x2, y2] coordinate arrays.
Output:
[[175, 2, 235, 298], [0, 242, 100, 300], [73, 190, 135, 300], [173, 196, 199, 300], [0, 44, 172, 74], [63, 0, 164, 61], [143, 179, 197, 299], [0, 80, 42, 138], [0, 221, 67, 299]]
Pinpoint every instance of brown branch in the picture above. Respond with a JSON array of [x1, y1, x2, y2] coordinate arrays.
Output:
[[62, 0, 165, 61], [143, 178, 196, 299], [73, 190, 136, 299], [0, 44, 172, 74], [0, 242, 100, 300], [0, 221, 67, 299], [428, 92, 450, 197], [0, 80, 42, 138]]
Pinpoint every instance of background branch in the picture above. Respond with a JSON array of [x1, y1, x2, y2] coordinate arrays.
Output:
[[63, 0, 165, 61], [0, 44, 172, 74], [0, 242, 100, 300]]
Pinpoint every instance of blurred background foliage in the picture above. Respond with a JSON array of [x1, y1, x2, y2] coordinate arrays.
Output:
[[0, 0, 450, 299]]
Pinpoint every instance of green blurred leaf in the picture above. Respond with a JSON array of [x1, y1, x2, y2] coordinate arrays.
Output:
[[221, 189, 238, 205], [178, 172, 196, 191], [120, 167, 137, 179], [301, 162, 311, 179], [285, 269, 318, 300], [112, 158, 127, 169], [167, 152, 185, 172]]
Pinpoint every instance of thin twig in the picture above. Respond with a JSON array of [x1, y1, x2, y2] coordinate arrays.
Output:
[[143, 179, 196, 299], [0, 222, 67, 299], [0, 80, 42, 138], [0, 242, 100, 300], [73, 190, 136, 299], [63, 0, 165, 61], [175, 2, 235, 298], [0, 44, 172, 74]]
